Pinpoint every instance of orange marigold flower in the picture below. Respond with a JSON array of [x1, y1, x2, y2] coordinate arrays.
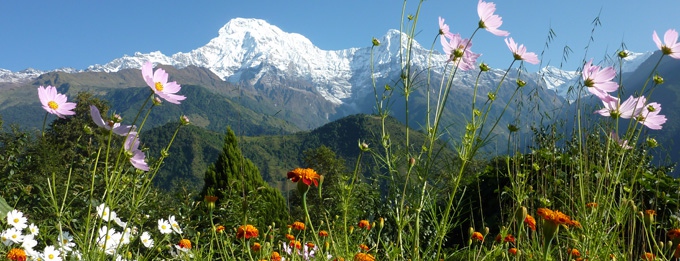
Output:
[[319, 230, 329, 237], [291, 221, 306, 231], [504, 234, 515, 243], [204, 195, 218, 203], [586, 202, 598, 208], [236, 224, 259, 239], [290, 240, 302, 250], [645, 209, 657, 216], [215, 225, 225, 233], [252, 242, 261, 252], [495, 234, 502, 243], [471, 231, 484, 241], [358, 220, 371, 230], [285, 234, 295, 241], [306, 242, 315, 248], [178, 238, 192, 249], [538, 207, 576, 226], [570, 220, 582, 228], [7, 248, 27, 261], [353, 253, 375, 261], [287, 168, 321, 186], [271, 251, 282, 261], [569, 248, 581, 257], [668, 228, 680, 240], [508, 248, 518, 256], [524, 215, 536, 231], [359, 243, 369, 251], [643, 252, 655, 260]]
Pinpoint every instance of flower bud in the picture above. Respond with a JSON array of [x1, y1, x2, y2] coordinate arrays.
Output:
[[487, 92, 496, 101], [409, 157, 416, 167], [516, 79, 526, 87], [180, 115, 190, 126], [359, 141, 369, 151], [479, 63, 490, 72], [646, 137, 658, 148], [372, 37, 380, 47], [654, 74, 664, 85], [507, 124, 519, 133], [618, 50, 629, 59], [379, 217, 384, 229], [152, 96, 162, 106]]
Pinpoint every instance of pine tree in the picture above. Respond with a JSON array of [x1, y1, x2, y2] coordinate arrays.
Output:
[[201, 127, 288, 226]]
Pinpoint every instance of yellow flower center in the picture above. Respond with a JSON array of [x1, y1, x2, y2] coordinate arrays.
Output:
[[11, 234, 17, 239], [155, 82, 164, 92], [48, 254, 54, 259], [162, 225, 167, 230], [13, 218, 19, 223], [48, 101, 59, 110]]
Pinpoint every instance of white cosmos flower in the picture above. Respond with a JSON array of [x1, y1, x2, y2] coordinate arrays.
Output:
[[28, 223, 39, 236], [158, 219, 172, 234], [168, 215, 182, 234], [96, 204, 117, 222], [43, 245, 62, 261], [5, 227, 24, 244], [140, 231, 154, 248], [7, 209, 28, 230]]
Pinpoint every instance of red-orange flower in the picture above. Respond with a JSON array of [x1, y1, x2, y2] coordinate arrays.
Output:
[[508, 248, 518, 256], [358, 220, 371, 230], [285, 234, 295, 241], [569, 248, 581, 257], [504, 234, 516, 244], [237, 224, 259, 239], [6, 248, 27, 261], [289, 240, 302, 250], [287, 168, 320, 186], [319, 230, 329, 237], [178, 239, 192, 249], [252, 242, 261, 252], [271, 251, 282, 261], [643, 252, 655, 260], [471, 231, 484, 241], [524, 215, 536, 231], [668, 228, 680, 240], [291, 221, 306, 231], [215, 225, 225, 233], [586, 202, 598, 208], [537, 207, 577, 226], [675, 243, 680, 258], [306, 242, 315, 248], [359, 243, 369, 251], [353, 253, 375, 261]]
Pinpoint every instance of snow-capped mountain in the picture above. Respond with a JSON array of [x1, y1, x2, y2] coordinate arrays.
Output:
[[0, 18, 654, 105]]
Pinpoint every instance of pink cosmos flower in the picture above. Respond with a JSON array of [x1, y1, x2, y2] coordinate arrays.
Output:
[[438, 17, 450, 36], [477, 0, 509, 37], [124, 132, 149, 171], [504, 38, 539, 64], [441, 32, 481, 71], [141, 61, 186, 104], [595, 95, 646, 119], [89, 105, 135, 136], [653, 29, 680, 59], [582, 59, 618, 102], [610, 131, 632, 150], [636, 102, 666, 130], [37, 85, 76, 118]]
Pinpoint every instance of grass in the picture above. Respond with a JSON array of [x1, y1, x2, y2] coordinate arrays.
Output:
[[1, 1, 680, 260]]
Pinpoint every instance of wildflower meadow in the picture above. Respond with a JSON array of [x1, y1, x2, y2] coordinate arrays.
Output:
[[2, 1, 680, 260]]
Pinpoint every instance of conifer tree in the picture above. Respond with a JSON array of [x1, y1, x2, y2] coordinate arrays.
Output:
[[201, 127, 288, 226]]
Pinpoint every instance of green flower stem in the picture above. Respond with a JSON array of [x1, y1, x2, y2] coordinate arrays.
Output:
[[302, 190, 321, 254]]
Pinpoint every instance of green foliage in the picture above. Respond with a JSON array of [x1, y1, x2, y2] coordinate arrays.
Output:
[[200, 127, 289, 228]]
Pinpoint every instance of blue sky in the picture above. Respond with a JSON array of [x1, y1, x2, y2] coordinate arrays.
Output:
[[0, 1, 678, 72]]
